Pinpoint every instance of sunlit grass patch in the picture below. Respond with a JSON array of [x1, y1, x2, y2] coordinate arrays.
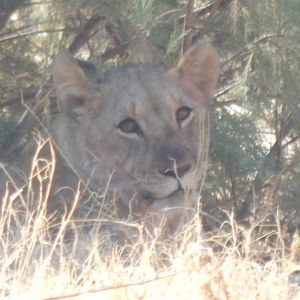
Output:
[[0, 142, 299, 300]]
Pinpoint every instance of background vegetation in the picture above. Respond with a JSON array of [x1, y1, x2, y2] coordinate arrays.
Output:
[[1, 0, 300, 298]]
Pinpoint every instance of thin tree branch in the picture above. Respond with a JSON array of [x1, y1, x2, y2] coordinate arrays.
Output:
[[0, 29, 65, 43], [283, 135, 300, 149], [68, 15, 105, 55], [179, 0, 234, 23], [101, 42, 130, 61], [42, 270, 191, 300], [222, 34, 285, 67], [182, 0, 194, 54], [0, 22, 44, 37]]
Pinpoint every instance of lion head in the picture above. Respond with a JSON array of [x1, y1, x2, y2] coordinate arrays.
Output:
[[52, 41, 219, 231]]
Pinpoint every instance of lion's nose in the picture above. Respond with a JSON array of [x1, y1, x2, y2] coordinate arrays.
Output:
[[161, 163, 191, 178]]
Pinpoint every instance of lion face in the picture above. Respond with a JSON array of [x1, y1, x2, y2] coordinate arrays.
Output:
[[52, 41, 219, 223]]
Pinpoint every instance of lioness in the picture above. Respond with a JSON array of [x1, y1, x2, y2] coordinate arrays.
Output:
[[1, 41, 219, 235]]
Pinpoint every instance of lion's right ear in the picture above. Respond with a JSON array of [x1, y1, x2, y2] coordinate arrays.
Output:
[[53, 50, 93, 115]]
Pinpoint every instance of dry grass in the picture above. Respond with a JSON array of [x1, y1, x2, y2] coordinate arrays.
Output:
[[0, 142, 299, 300]]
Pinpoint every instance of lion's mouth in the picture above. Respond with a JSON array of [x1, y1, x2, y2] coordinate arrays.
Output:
[[141, 183, 183, 205]]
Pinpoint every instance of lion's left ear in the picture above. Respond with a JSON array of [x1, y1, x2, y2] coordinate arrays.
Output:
[[53, 50, 98, 117], [168, 41, 220, 101], [53, 50, 91, 98]]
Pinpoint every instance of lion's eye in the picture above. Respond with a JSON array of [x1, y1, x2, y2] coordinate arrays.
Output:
[[176, 106, 192, 124], [118, 118, 140, 134]]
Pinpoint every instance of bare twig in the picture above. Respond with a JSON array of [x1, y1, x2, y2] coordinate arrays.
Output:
[[182, 0, 194, 54], [42, 270, 191, 300], [222, 34, 285, 67], [68, 15, 105, 55], [179, 0, 234, 23], [101, 42, 130, 61], [0, 29, 65, 43], [283, 134, 300, 149]]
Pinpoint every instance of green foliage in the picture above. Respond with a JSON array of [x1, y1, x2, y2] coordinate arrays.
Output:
[[211, 109, 265, 178], [0, 112, 17, 148]]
